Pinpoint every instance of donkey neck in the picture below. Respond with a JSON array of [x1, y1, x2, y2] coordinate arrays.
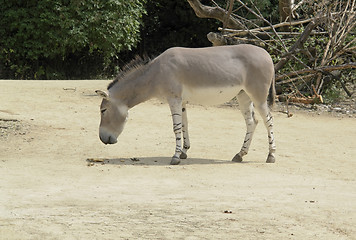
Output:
[[109, 64, 156, 108]]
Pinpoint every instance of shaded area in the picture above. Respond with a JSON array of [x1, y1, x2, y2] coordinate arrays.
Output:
[[86, 156, 239, 166]]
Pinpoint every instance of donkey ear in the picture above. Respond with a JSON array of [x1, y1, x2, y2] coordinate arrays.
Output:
[[95, 90, 108, 98]]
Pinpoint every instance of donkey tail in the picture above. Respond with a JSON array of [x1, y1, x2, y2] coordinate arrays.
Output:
[[268, 73, 276, 107]]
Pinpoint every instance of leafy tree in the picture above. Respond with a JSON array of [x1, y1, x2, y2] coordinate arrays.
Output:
[[0, 0, 146, 79]]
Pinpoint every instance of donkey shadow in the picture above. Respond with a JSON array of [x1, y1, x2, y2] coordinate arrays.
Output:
[[86, 156, 256, 166]]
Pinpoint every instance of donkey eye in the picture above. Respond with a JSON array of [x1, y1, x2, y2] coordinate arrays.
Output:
[[101, 109, 107, 114]]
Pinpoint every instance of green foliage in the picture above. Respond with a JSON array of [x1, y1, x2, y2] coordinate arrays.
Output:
[[0, 0, 146, 79]]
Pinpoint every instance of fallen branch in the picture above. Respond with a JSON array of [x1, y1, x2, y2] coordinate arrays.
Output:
[[278, 95, 324, 104], [340, 80, 353, 97], [276, 62, 356, 81], [276, 74, 315, 85], [221, 29, 328, 37]]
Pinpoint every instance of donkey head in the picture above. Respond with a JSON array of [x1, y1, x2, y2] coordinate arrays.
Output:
[[96, 90, 128, 145]]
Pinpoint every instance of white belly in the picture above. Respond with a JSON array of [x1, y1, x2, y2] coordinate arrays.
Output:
[[182, 85, 242, 105]]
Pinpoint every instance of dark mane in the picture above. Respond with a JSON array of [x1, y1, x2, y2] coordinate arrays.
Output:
[[107, 55, 151, 90]]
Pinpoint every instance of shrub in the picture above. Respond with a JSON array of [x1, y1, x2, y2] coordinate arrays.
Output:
[[0, 0, 146, 79]]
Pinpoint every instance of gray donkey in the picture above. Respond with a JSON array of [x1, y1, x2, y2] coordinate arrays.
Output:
[[96, 44, 276, 165]]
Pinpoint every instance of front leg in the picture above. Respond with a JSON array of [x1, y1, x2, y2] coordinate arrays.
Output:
[[168, 98, 183, 165], [180, 103, 190, 160]]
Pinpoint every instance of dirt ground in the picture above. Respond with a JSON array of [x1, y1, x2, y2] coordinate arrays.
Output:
[[0, 80, 355, 240]]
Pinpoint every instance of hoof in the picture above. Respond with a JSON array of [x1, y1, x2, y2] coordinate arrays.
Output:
[[170, 157, 181, 165], [266, 153, 275, 163], [232, 154, 243, 162], [180, 152, 187, 159]]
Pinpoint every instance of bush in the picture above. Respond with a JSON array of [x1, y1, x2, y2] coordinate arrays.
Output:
[[0, 0, 146, 79]]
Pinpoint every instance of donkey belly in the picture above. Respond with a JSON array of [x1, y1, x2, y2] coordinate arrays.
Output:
[[182, 85, 242, 105]]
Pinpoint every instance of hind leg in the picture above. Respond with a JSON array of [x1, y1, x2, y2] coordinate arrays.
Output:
[[168, 98, 183, 165], [255, 102, 276, 163], [232, 91, 258, 162]]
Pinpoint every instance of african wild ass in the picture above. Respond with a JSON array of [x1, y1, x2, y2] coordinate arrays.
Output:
[[96, 44, 276, 165]]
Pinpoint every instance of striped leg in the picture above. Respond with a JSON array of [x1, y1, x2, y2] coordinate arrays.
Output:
[[232, 91, 258, 162], [168, 98, 183, 165], [180, 103, 190, 159], [255, 102, 276, 163]]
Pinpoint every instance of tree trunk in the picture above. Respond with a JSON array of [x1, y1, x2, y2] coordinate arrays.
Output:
[[279, 0, 294, 31], [279, 0, 293, 22]]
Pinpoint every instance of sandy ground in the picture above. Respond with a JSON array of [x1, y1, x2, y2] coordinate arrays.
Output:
[[0, 80, 355, 240]]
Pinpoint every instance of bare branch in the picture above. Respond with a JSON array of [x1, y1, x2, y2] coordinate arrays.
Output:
[[274, 14, 324, 72], [235, 0, 288, 51], [220, 28, 328, 37], [276, 62, 356, 81], [187, 0, 355, 99], [220, 18, 314, 34], [186, 0, 244, 29], [223, 0, 235, 30]]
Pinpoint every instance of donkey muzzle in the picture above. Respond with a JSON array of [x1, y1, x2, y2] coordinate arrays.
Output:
[[99, 128, 118, 144], [100, 135, 117, 145]]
